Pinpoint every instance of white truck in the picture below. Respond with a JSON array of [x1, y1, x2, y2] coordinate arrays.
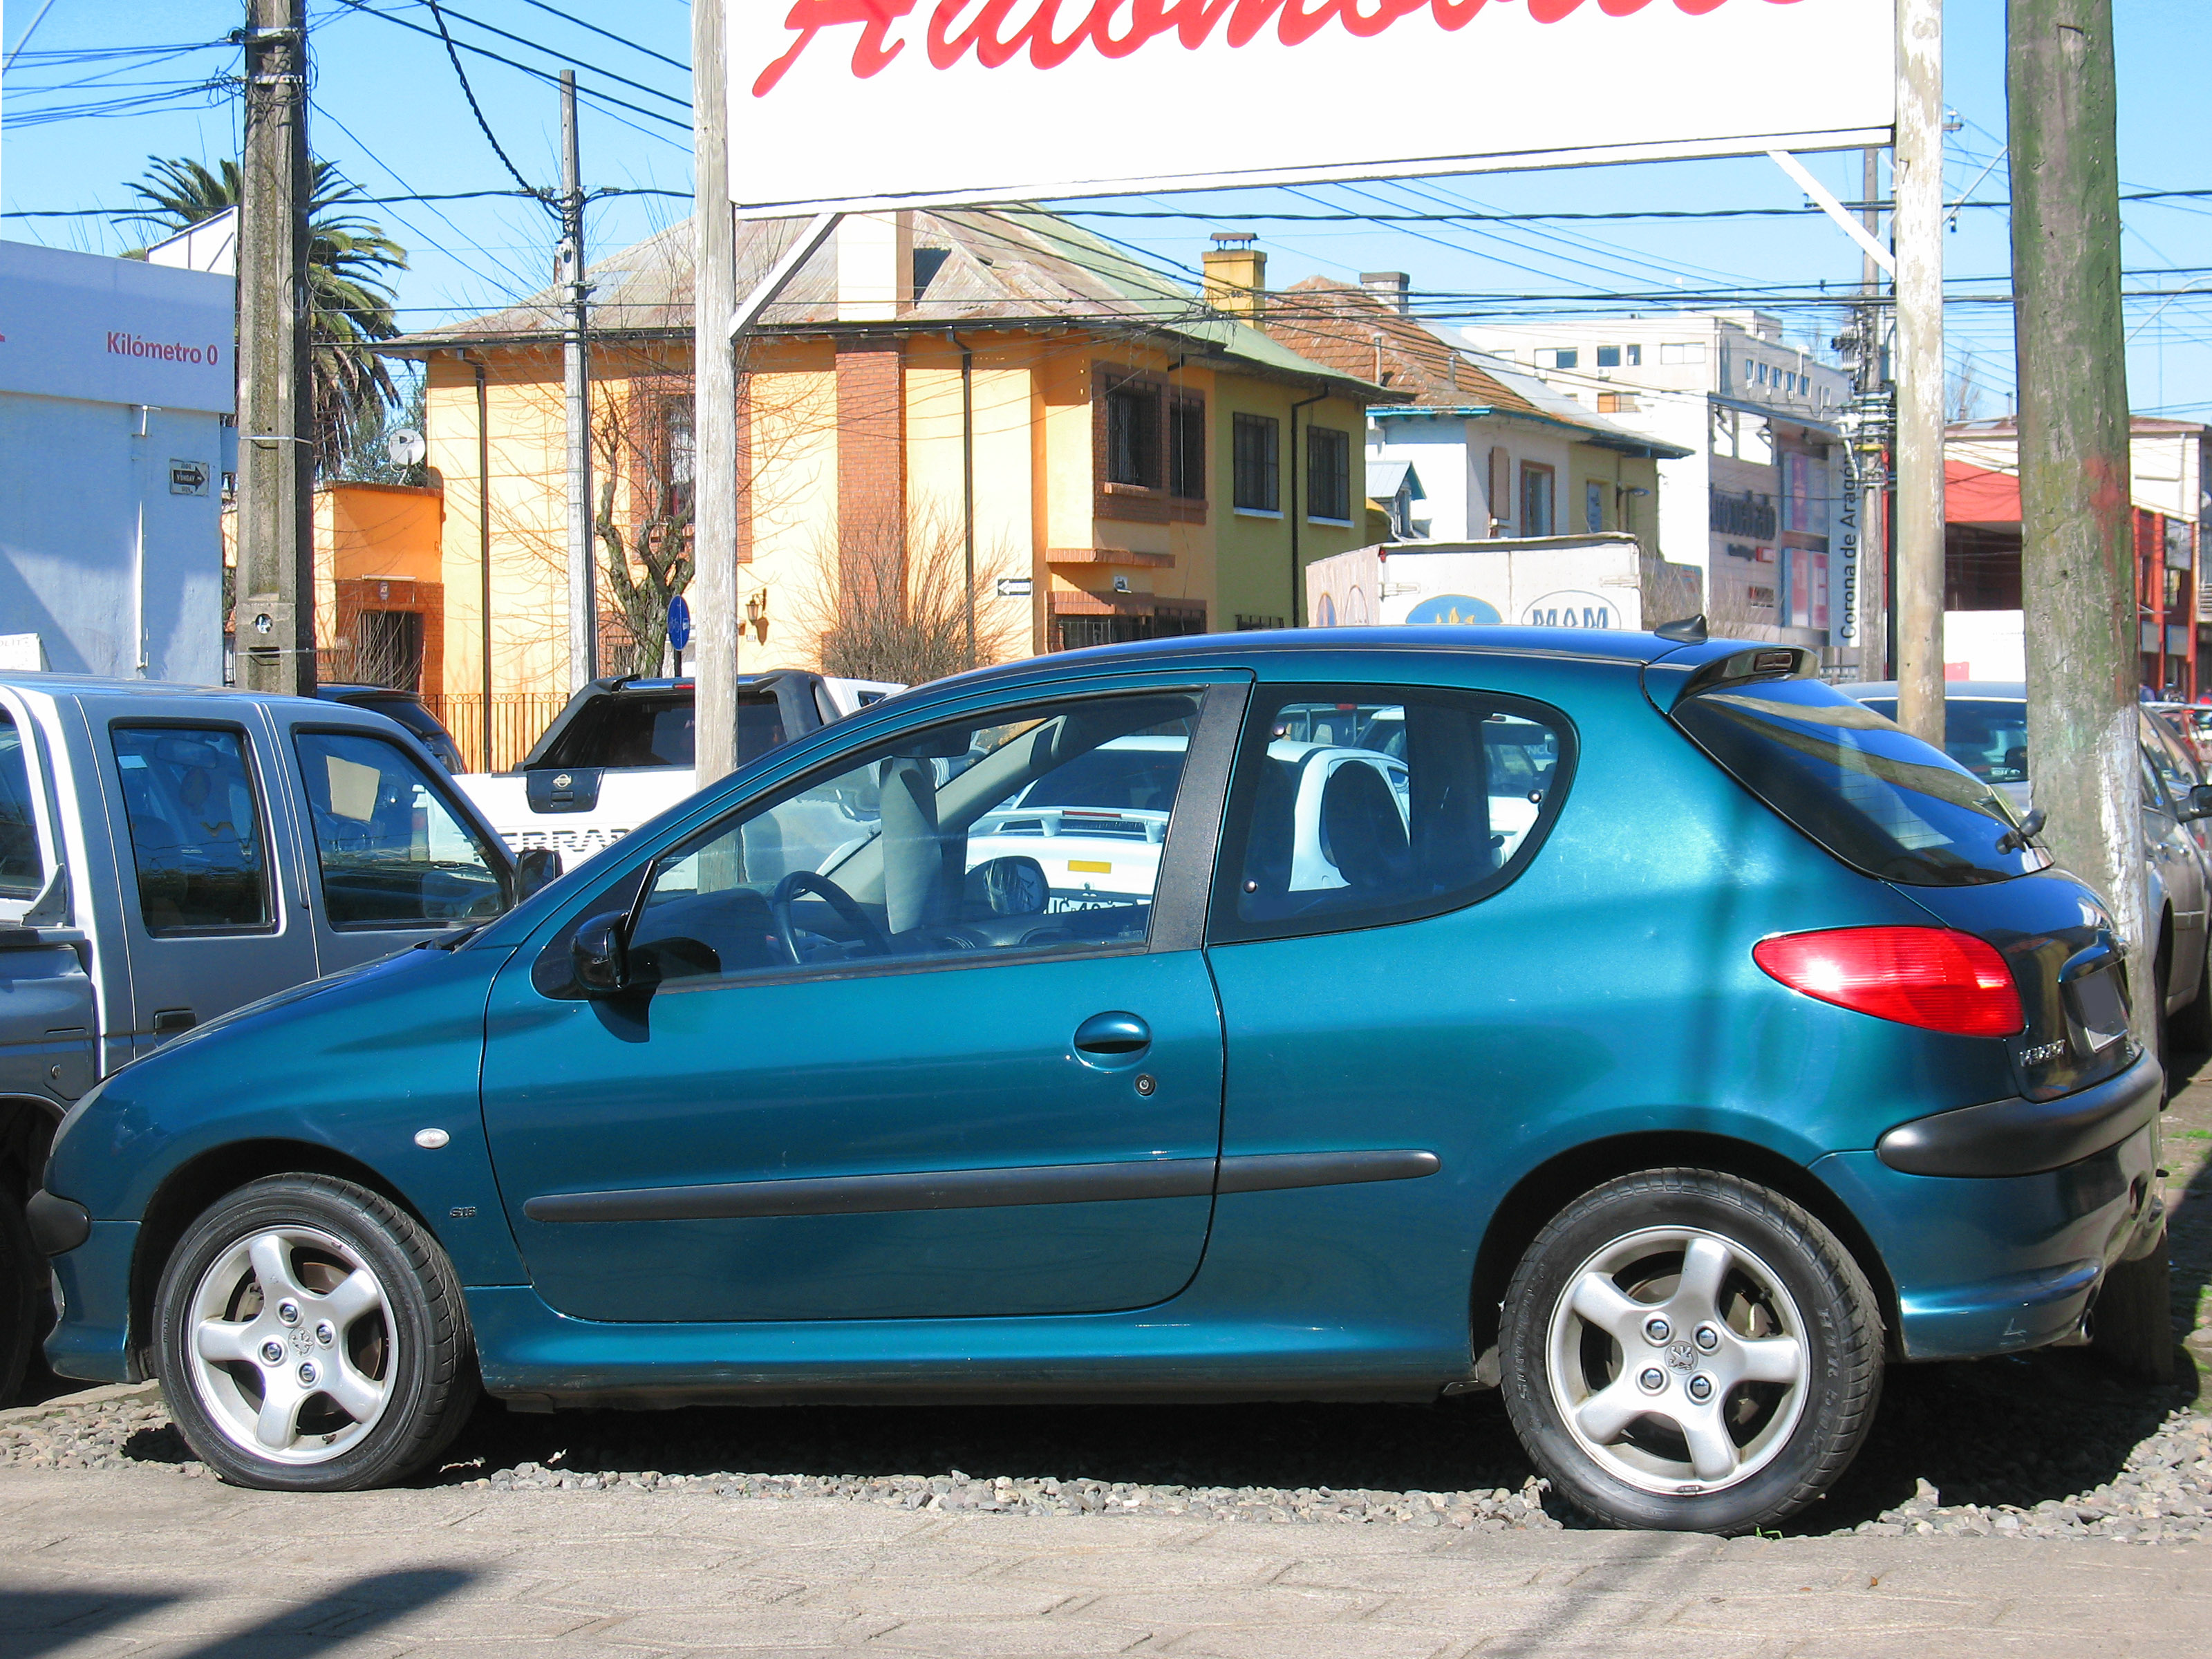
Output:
[[456, 672, 901, 862], [1304, 533, 1702, 634]]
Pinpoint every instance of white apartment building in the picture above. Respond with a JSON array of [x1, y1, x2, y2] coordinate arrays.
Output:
[[1460, 313, 1861, 666]]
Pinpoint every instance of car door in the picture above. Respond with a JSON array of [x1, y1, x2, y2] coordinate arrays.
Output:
[[478, 677, 1245, 1324], [0, 695, 95, 1105], [282, 719, 514, 975], [2140, 717, 2207, 1001], [91, 697, 319, 1051]]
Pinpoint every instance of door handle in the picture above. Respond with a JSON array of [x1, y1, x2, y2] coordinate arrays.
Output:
[[1073, 1011, 1151, 1056]]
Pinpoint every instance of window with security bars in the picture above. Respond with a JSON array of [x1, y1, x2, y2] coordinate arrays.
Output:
[[1053, 608, 1208, 651], [1105, 383, 1160, 487], [1169, 399, 1205, 500], [1233, 414, 1279, 512], [1306, 426, 1351, 522]]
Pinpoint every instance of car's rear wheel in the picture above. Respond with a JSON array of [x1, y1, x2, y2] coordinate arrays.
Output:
[[0, 1194, 40, 1405], [2090, 1228, 2177, 1385], [1499, 1168, 1883, 1534], [154, 1174, 477, 1490]]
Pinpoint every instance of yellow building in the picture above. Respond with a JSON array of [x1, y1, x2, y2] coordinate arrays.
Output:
[[390, 209, 1381, 750]]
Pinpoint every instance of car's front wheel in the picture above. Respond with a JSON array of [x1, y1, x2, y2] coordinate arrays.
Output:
[[154, 1174, 478, 1490], [1499, 1168, 1884, 1534]]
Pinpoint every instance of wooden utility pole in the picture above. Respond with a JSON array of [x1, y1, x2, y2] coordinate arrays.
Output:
[[1891, 0, 1945, 744], [560, 71, 597, 689], [234, 0, 314, 695], [2009, 0, 2151, 1047], [692, 0, 741, 782]]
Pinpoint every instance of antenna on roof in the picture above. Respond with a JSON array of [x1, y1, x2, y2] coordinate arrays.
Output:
[[1652, 614, 1709, 644]]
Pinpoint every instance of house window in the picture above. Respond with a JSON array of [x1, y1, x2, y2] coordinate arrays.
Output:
[[1105, 382, 1160, 487], [1169, 398, 1205, 500], [1626, 344, 1642, 366], [1585, 481, 1604, 534], [1597, 392, 1640, 415], [1538, 348, 1580, 370], [1306, 426, 1351, 522], [1660, 341, 1706, 366], [1232, 413, 1280, 512], [1596, 346, 1622, 368], [1487, 447, 1510, 535], [657, 396, 695, 522], [1234, 614, 1285, 631], [1520, 462, 1555, 536]]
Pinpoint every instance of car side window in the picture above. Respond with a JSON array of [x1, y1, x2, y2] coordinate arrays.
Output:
[[1209, 686, 1573, 944], [293, 731, 508, 929], [583, 691, 1203, 991], [0, 712, 44, 900], [111, 725, 273, 934], [2144, 717, 2197, 803]]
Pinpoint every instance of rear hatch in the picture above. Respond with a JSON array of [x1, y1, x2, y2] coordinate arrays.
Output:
[[1658, 648, 2135, 1103]]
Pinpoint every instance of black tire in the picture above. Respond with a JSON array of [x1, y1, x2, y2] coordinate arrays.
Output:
[[2173, 952, 2212, 1055], [1499, 1168, 1884, 1535], [2091, 1230, 2177, 1385], [154, 1174, 478, 1490], [0, 1196, 39, 1406]]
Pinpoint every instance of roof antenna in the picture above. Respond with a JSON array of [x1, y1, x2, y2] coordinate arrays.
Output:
[[1652, 614, 1709, 644]]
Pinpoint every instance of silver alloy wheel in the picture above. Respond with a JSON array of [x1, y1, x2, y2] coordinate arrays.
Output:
[[185, 1226, 394, 1465], [1544, 1225, 1809, 1496]]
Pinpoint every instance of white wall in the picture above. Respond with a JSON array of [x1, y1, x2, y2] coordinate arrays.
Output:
[[0, 240, 232, 684], [0, 393, 226, 682]]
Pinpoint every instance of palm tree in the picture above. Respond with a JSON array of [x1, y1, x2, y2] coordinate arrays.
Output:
[[122, 156, 409, 470]]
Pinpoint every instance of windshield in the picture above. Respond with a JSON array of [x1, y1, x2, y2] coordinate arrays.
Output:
[[533, 691, 783, 771], [1673, 677, 2047, 886], [1857, 697, 2028, 786]]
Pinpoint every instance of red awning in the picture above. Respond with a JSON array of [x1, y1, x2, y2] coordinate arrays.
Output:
[[1946, 460, 2021, 525]]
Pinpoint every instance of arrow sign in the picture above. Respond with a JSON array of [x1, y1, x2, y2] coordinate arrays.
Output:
[[168, 459, 208, 496]]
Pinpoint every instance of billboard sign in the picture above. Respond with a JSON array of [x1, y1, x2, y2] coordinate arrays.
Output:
[[0, 239, 234, 414], [730, 0, 1895, 214]]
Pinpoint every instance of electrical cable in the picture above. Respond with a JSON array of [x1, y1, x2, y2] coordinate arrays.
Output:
[[416, 0, 548, 203], [386, 0, 689, 111]]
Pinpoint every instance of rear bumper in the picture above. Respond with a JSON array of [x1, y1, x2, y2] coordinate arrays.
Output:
[[1815, 1116, 2161, 1361], [1876, 1052, 2162, 1177]]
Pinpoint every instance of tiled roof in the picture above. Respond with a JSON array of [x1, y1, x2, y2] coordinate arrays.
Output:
[[388, 209, 1382, 399], [1264, 279, 1540, 414]]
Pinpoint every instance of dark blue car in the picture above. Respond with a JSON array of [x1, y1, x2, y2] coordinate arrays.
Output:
[[28, 630, 2166, 1533]]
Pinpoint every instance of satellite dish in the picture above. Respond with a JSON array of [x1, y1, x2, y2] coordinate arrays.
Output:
[[386, 428, 427, 467]]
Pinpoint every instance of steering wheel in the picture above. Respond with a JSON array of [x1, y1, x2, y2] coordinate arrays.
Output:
[[770, 871, 892, 965]]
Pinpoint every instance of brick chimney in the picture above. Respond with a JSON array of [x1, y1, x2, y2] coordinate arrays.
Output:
[[1360, 271, 1411, 315], [1203, 232, 1266, 319]]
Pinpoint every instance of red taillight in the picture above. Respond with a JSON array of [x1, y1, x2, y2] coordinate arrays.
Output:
[[1752, 926, 2023, 1038]]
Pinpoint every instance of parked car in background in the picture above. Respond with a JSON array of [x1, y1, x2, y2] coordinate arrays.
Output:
[[455, 672, 900, 861], [1849, 680, 2212, 1051], [35, 631, 2168, 1537], [2147, 702, 2212, 771], [0, 675, 556, 1403], [312, 685, 467, 773]]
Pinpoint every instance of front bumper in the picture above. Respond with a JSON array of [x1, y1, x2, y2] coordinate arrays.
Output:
[[1816, 1114, 2160, 1362], [41, 1219, 140, 1385]]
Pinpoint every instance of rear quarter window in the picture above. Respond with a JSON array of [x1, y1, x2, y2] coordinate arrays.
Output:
[[1671, 678, 2047, 887]]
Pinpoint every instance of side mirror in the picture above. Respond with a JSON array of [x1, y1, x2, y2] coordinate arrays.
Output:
[[2184, 784, 2212, 823], [514, 846, 564, 901], [571, 911, 630, 995]]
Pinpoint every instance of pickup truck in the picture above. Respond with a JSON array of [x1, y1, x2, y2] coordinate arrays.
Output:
[[0, 674, 552, 1400], [455, 671, 899, 860]]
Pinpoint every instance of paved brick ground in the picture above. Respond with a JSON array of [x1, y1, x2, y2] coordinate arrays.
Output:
[[3, 1465, 2210, 1658]]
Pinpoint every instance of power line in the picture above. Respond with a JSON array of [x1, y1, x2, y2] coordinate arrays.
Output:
[[509, 0, 688, 75], [385, 0, 689, 111], [419, 0, 548, 201]]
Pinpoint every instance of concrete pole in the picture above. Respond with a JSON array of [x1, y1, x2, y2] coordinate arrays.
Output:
[[561, 71, 597, 688], [2009, 0, 2153, 1051], [1892, 0, 1945, 744], [692, 0, 740, 784], [1856, 149, 1890, 680], [234, 0, 315, 695]]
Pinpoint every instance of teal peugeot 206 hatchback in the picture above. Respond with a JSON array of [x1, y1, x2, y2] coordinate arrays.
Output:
[[28, 628, 2167, 1533]]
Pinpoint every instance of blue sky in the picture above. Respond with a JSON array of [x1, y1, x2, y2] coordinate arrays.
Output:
[[4, 0, 2206, 421]]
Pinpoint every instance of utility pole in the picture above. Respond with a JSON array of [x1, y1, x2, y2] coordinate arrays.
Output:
[[2010, 0, 2151, 1052], [560, 71, 597, 688], [1891, 0, 1945, 744], [1836, 148, 1893, 682], [234, 0, 314, 695], [693, 0, 740, 784]]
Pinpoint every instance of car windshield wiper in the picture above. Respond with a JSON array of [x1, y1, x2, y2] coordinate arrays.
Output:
[[415, 923, 486, 951]]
